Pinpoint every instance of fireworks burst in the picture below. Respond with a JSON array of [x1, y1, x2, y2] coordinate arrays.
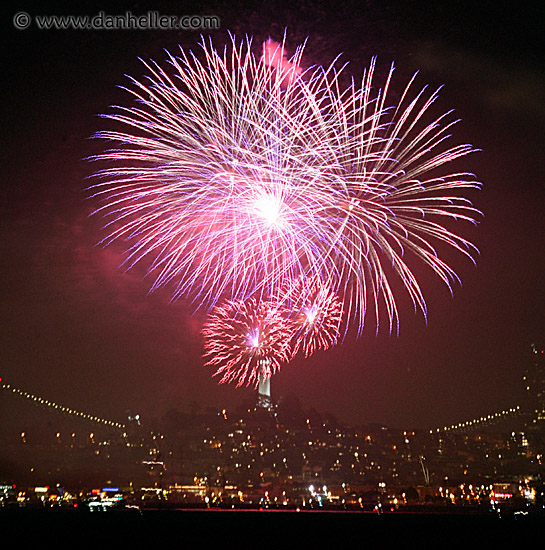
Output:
[[90, 34, 481, 385], [201, 297, 294, 388], [280, 276, 344, 358]]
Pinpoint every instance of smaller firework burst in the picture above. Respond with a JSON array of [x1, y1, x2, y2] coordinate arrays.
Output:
[[202, 297, 295, 388], [281, 276, 344, 358]]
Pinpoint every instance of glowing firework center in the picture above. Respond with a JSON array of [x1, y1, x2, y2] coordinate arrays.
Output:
[[92, 35, 480, 392], [253, 191, 284, 228]]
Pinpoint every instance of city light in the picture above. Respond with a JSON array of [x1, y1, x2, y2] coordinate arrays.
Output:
[[2, 384, 544, 515]]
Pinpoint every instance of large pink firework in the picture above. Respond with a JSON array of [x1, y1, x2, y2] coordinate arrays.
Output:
[[91, 34, 480, 367], [201, 297, 295, 388]]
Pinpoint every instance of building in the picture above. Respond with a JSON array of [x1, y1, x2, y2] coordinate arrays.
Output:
[[522, 343, 545, 450]]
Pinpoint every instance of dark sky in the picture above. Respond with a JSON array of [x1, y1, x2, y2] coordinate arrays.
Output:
[[2, 0, 544, 430]]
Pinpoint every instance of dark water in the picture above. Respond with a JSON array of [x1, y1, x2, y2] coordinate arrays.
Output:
[[1, 508, 542, 544]]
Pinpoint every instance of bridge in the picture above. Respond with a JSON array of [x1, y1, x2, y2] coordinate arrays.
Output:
[[428, 406, 522, 435], [1, 375, 527, 436], [1, 376, 127, 431]]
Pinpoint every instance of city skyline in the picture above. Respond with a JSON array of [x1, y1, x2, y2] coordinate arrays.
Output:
[[2, 1, 544, 432], [0, 372, 541, 509]]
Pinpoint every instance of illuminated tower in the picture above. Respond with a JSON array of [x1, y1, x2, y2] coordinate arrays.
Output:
[[257, 359, 271, 408]]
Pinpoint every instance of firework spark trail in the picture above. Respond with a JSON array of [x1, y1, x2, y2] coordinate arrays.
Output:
[[90, 34, 481, 354], [305, 58, 482, 333], [201, 297, 295, 388]]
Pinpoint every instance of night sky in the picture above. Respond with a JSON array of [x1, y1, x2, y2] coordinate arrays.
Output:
[[2, 0, 544, 431]]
